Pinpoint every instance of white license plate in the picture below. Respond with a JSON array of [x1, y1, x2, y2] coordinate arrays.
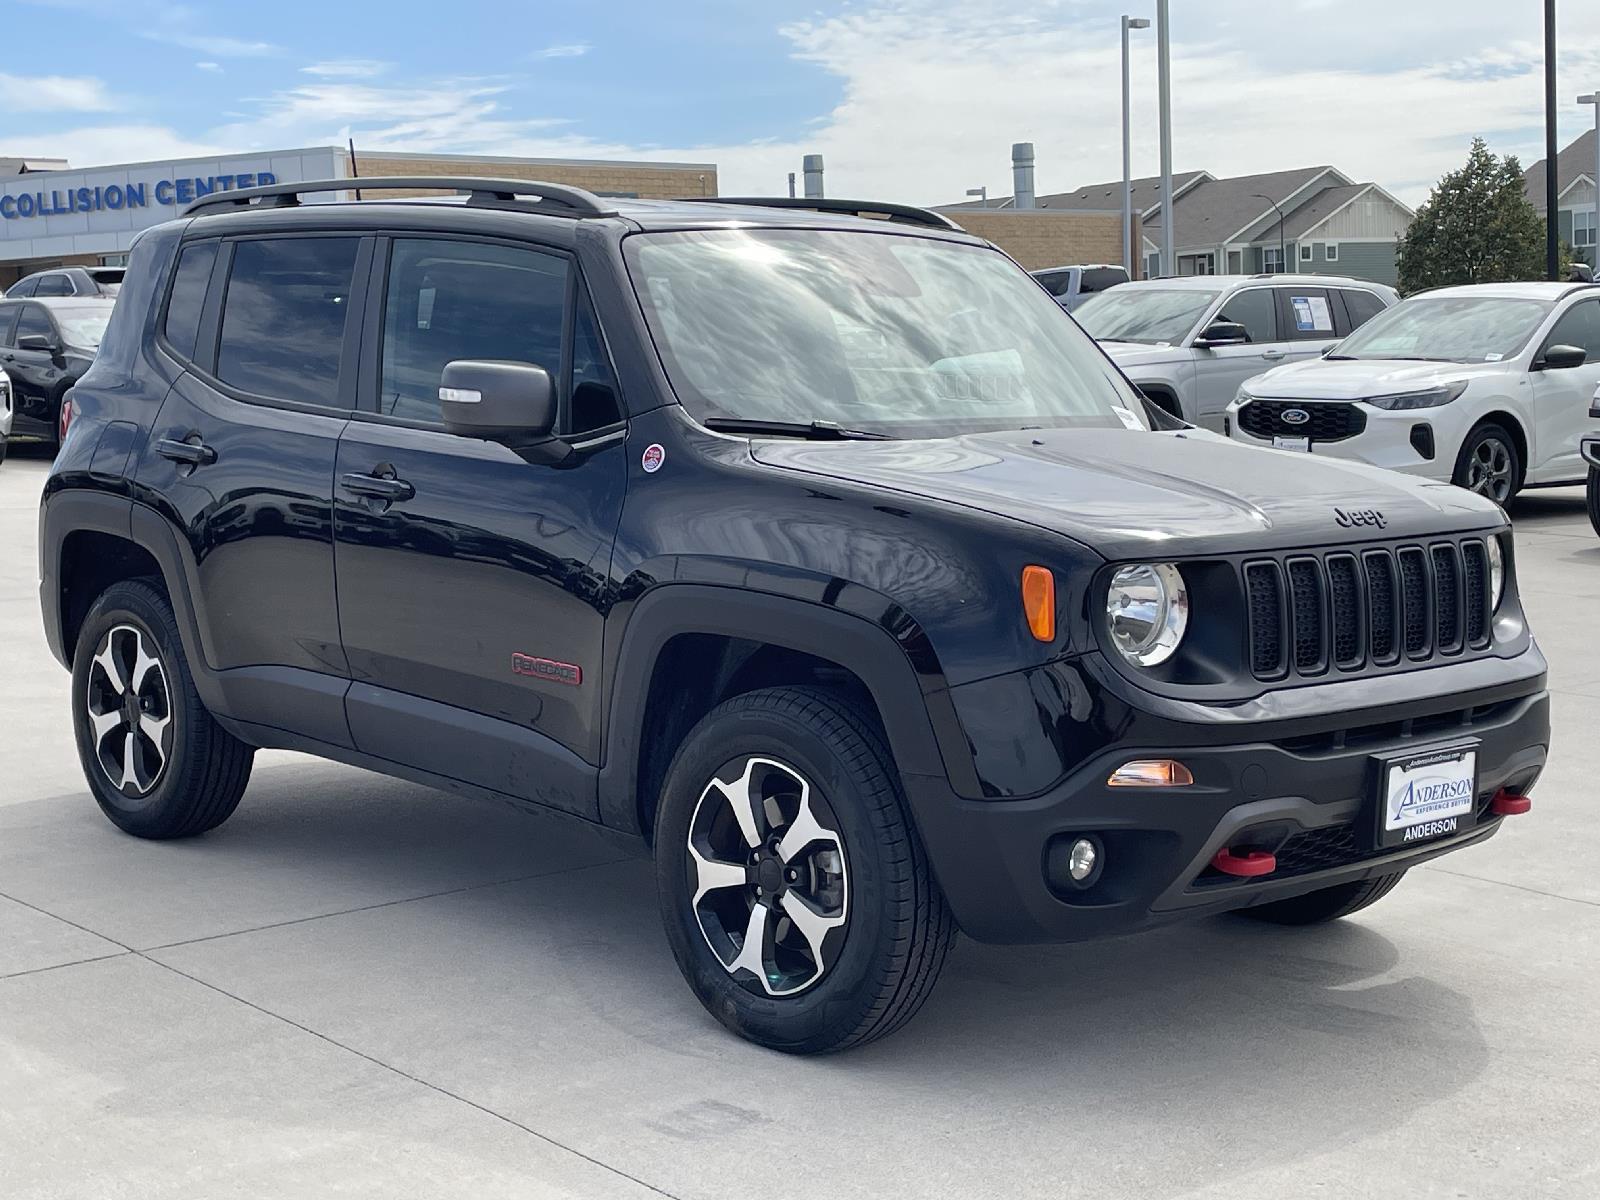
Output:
[[1272, 435, 1311, 452], [1381, 747, 1477, 846]]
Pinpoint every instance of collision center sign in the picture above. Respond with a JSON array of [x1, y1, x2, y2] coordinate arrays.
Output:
[[0, 172, 279, 221]]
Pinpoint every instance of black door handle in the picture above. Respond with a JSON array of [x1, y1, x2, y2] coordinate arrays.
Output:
[[340, 472, 415, 502], [155, 436, 217, 466]]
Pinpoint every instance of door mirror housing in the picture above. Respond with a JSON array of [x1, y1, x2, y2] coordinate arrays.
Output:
[[1536, 343, 1587, 371], [16, 333, 58, 353], [439, 360, 572, 466], [1193, 320, 1249, 348]]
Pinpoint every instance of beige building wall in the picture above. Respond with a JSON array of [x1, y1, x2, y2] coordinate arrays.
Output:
[[939, 209, 1126, 273], [347, 152, 718, 201]]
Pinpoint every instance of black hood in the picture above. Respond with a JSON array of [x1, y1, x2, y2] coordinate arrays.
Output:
[[750, 428, 1504, 560]]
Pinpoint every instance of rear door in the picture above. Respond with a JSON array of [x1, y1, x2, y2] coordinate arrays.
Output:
[[132, 233, 367, 738], [1528, 298, 1600, 483], [332, 234, 628, 817], [1188, 286, 1278, 429]]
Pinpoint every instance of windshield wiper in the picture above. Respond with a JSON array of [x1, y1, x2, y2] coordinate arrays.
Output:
[[703, 418, 893, 441]]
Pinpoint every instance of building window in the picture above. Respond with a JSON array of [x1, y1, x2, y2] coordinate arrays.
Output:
[[1325, 243, 1339, 262], [1263, 247, 1285, 274], [1575, 208, 1597, 248], [1299, 243, 1314, 263]]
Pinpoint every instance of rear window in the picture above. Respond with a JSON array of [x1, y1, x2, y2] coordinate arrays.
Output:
[[162, 242, 218, 360], [35, 273, 73, 297], [216, 237, 359, 406]]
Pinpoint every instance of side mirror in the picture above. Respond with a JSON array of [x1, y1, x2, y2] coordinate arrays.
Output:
[[1536, 343, 1587, 371], [1194, 320, 1248, 348], [16, 333, 57, 353], [439, 360, 572, 466]]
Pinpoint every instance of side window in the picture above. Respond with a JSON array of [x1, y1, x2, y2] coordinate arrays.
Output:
[[1034, 270, 1072, 298], [0, 305, 19, 347], [1276, 288, 1337, 341], [1543, 300, 1600, 360], [1214, 288, 1276, 343], [36, 273, 72, 297], [570, 289, 622, 432], [162, 241, 219, 361], [379, 238, 568, 424], [1341, 289, 1386, 331], [16, 304, 55, 342], [216, 237, 360, 406], [7, 277, 38, 298]]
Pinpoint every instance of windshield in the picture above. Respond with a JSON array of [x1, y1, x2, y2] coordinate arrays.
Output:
[[56, 312, 110, 348], [624, 229, 1149, 437], [1073, 287, 1220, 345], [1334, 296, 1554, 362]]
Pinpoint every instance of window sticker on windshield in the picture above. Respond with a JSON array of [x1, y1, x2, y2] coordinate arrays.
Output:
[[1485, 352, 1504, 362], [1292, 296, 1333, 333], [1111, 405, 1144, 430]]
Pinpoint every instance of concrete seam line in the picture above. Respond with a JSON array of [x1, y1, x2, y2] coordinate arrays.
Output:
[[1418, 864, 1600, 910], [0, 950, 133, 983]]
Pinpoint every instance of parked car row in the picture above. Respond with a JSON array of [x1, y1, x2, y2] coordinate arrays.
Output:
[[0, 295, 114, 452], [3, 265, 124, 298], [1072, 272, 1598, 505]]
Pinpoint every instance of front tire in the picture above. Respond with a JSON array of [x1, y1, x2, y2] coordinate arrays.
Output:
[[1452, 422, 1522, 504], [1235, 870, 1407, 926], [71, 579, 254, 839], [654, 686, 954, 1054]]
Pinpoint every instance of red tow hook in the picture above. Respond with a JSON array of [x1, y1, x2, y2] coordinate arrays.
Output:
[[1490, 789, 1532, 816], [1211, 848, 1276, 877]]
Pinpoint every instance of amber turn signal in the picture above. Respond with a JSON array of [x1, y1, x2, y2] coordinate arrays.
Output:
[[1021, 565, 1055, 642], [1107, 759, 1195, 788]]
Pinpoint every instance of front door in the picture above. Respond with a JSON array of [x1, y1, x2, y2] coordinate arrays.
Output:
[[1189, 286, 1280, 429], [333, 236, 627, 818], [1528, 298, 1600, 483]]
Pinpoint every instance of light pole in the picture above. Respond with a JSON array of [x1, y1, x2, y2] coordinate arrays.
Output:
[[1156, 0, 1173, 277], [1578, 92, 1600, 270], [1252, 193, 1287, 274], [965, 186, 989, 208], [1545, 0, 1559, 279], [1122, 15, 1151, 275]]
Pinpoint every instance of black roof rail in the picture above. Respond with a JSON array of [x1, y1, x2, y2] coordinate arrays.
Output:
[[183, 176, 617, 219], [693, 196, 962, 231]]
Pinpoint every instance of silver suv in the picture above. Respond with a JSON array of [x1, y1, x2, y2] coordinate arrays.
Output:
[[1074, 274, 1398, 430]]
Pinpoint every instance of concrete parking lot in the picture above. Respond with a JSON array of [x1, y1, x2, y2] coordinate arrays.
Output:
[[2, 441, 1597, 1199]]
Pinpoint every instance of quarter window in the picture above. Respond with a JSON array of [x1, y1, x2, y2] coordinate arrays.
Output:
[[162, 241, 219, 361], [216, 237, 360, 407], [379, 238, 568, 424], [1341, 289, 1386, 330], [570, 289, 622, 432], [1213, 288, 1276, 343]]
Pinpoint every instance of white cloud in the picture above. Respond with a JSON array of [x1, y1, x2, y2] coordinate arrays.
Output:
[[532, 43, 590, 60], [0, 71, 114, 112], [195, 61, 222, 74], [301, 59, 391, 79]]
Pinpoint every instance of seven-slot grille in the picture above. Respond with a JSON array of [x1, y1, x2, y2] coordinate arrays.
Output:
[[1243, 539, 1493, 680], [1237, 400, 1367, 443]]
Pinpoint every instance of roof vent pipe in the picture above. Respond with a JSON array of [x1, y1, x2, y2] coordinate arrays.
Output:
[[803, 154, 824, 199], [1012, 142, 1036, 210]]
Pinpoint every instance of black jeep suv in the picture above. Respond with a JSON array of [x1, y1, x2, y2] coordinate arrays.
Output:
[[40, 179, 1548, 1053]]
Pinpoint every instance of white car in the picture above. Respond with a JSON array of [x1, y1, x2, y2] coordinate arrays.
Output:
[[0, 367, 12, 465], [1224, 282, 1598, 502], [1073, 274, 1398, 430]]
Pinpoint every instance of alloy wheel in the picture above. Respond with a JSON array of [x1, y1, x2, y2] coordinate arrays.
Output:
[[685, 756, 850, 996], [1466, 437, 1515, 502], [85, 624, 173, 798]]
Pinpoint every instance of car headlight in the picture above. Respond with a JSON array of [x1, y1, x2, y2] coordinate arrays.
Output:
[[1363, 381, 1468, 411], [1487, 535, 1505, 610], [1106, 563, 1188, 666]]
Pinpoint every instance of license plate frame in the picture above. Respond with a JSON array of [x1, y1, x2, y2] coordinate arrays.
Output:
[[1373, 740, 1479, 849], [1272, 435, 1311, 452]]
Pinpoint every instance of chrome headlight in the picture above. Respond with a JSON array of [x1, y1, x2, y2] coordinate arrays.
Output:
[[1363, 381, 1468, 411], [1487, 535, 1505, 610], [1106, 563, 1188, 666]]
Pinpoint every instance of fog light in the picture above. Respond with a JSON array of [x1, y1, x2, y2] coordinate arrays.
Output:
[[1108, 759, 1195, 788], [1067, 838, 1098, 882]]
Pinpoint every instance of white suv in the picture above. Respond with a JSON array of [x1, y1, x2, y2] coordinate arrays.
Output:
[[1224, 282, 1598, 502], [1073, 274, 1398, 429]]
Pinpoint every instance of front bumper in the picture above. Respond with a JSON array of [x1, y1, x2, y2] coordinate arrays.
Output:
[[1225, 399, 1455, 480], [905, 648, 1549, 944]]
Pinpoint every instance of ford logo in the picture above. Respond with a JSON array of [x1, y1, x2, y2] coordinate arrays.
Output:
[[1281, 408, 1311, 426]]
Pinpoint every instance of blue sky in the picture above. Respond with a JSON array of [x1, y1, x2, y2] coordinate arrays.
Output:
[[7, 0, 1600, 205]]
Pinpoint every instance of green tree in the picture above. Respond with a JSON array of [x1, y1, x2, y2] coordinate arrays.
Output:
[[1397, 138, 1548, 293]]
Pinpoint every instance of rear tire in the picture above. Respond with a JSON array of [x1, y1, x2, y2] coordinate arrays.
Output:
[[654, 686, 955, 1054], [1586, 467, 1600, 538], [71, 579, 254, 839], [1452, 422, 1522, 504], [1236, 870, 1407, 926]]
